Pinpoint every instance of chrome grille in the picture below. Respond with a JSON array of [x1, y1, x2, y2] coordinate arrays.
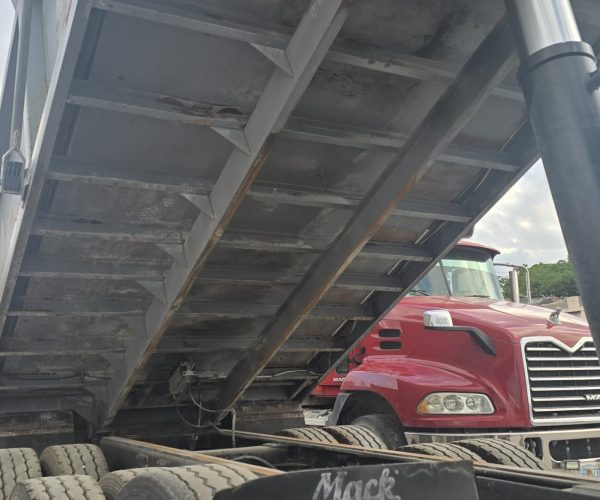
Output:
[[524, 338, 600, 423]]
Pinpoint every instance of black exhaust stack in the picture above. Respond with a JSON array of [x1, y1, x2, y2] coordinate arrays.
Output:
[[506, 0, 600, 346]]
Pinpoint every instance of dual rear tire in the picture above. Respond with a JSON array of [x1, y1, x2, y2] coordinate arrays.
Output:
[[2, 445, 108, 500], [114, 464, 258, 500], [276, 425, 388, 449], [39, 445, 109, 482]]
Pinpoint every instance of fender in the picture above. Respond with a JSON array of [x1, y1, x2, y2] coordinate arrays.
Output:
[[335, 355, 529, 428]]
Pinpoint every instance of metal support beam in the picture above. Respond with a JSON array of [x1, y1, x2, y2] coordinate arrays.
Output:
[[0, 19, 18, 156], [67, 80, 521, 173], [47, 156, 475, 222], [200, 267, 406, 292], [8, 298, 147, 317], [0, 334, 341, 357], [155, 336, 344, 354], [29, 220, 433, 261], [6, 0, 33, 159], [20, 255, 167, 280], [0, 336, 126, 356], [100, 0, 349, 426], [220, 232, 434, 261], [214, 17, 518, 412], [0, 0, 94, 336], [20, 257, 405, 292], [8, 299, 375, 321], [0, 374, 105, 392], [32, 216, 186, 244], [91, 0, 524, 102], [22, 0, 50, 160]]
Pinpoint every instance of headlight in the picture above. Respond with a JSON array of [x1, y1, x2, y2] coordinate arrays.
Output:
[[417, 393, 494, 415]]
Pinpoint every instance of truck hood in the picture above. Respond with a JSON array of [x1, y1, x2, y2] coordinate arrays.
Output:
[[396, 296, 591, 346]]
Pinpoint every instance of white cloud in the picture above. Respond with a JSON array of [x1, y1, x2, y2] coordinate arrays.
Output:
[[472, 161, 568, 266]]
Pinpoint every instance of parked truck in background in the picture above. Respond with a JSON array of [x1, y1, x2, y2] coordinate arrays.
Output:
[[320, 241, 600, 473]]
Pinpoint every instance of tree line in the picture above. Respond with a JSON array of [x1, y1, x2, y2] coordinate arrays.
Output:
[[499, 260, 579, 298]]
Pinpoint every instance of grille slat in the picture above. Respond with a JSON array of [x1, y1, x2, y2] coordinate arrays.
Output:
[[524, 339, 600, 422], [531, 385, 600, 392], [532, 396, 585, 402], [530, 375, 600, 381], [528, 366, 600, 371], [527, 356, 599, 362], [535, 405, 600, 413]]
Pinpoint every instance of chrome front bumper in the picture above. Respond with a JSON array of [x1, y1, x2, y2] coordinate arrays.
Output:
[[405, 427, 600, 472]]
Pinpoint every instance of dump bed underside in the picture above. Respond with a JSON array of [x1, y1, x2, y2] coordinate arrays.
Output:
[[1, 0, 599, 429]]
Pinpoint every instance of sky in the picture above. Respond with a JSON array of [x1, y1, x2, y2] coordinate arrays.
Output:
[[473, 161, 568, 266], [0, 1, 569, 268]]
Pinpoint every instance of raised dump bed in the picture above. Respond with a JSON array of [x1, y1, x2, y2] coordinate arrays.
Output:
[[0, 0, 599, 437]]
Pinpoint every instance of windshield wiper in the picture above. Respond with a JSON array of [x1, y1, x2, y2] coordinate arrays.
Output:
[[410, 289, 430, 296], [465, 294, 492, 298]]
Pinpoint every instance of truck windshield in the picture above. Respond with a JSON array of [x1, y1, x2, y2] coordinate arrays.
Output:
[[410, 248, 503, 300]]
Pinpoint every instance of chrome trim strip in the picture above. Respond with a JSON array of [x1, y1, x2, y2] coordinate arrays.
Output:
[[535, 405, 600, 412], [532, 396, 585, 402], [528, 366, 600, 371], [531, 385, 600, 392], [527, 356, 599, 361], [530, 375, 600, 381]]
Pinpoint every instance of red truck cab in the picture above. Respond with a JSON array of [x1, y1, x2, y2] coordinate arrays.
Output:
[[323, 241, 599, 472]]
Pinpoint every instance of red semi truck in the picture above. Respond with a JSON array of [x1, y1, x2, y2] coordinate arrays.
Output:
[[322, 241, 600, 473]]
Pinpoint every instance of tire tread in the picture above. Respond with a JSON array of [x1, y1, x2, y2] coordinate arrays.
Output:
[[454, 438, 545, 469], [115, 463, 257, 500], [9, 475, 104, 500], [276, 427, 339, 444], [0, 448, 42, 498], [323, 426, 387, 449], [401, 443, 483, 461], [40, 445, 109, 481]]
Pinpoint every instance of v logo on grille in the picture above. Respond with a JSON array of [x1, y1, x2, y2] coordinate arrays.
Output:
[[527, 337, 594, 354]]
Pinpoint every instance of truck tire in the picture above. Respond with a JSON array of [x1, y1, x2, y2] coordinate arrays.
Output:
[[9, 475, 104, 500], [453, 439, 546, 470], [39, 445, 109, 481], [99, 468, 156, 500], [400, 443, 484, 461], [0, 448, 42, 499], [350, 414, 406, 450], [116, 464, 258, 500], [323, 426, 388, 449], [276, 427, 339, 444]]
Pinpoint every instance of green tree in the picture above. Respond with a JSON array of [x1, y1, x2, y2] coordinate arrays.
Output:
[[500, 260, 578, 298]]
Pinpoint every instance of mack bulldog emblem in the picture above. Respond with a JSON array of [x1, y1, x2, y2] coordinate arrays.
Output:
[[312, 468, 401, 500]]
